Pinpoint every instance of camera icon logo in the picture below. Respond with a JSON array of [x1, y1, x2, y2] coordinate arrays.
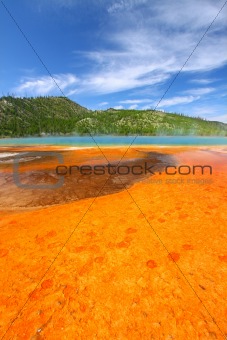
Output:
[[13, 151, 64, 189]]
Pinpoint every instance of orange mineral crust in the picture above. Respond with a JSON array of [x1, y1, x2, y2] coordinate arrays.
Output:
[[0, 146, 226, 339]]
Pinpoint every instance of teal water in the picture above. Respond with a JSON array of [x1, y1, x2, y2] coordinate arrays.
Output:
[[0, 136, 226, 146]]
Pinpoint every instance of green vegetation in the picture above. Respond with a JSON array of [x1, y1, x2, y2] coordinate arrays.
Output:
[[0, 96, 226, 137]]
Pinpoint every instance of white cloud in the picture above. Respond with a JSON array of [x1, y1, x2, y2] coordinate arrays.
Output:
[[183, 87, 215, 95], [66, 88, 80, 96], [14, 0, 227, 98], [209, 114, 227, 123], [14, 73, 79, 96], [107, 0, 148, 14], [113, 105, 124, 109], [78, 0, 227, 94], [82, 67, 170, 94], [141, 105, 152, 110], [99, 101, 109, 106], [183, 104, 227, 123], [119, 99, 152, 104], [128, 104, 138, 109], [150, 0, 226, 31], [190, 78, 217, 84], [158, 95, 200, 107], [107, 1, 126, 14]]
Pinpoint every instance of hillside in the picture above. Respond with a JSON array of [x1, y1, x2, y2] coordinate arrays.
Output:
[[0, 96, 226, 137], [0, 96, 90, 137]]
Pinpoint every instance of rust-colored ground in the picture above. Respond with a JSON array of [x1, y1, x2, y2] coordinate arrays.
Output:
[[0, 146, 226, 339]]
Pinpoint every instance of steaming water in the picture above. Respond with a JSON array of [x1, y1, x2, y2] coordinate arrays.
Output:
[[0, 136, 226, 147]]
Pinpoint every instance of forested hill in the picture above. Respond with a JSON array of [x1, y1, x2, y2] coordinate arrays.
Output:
[[0, 96, 226, 137]]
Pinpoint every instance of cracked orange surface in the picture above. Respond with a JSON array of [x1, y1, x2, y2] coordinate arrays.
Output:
[[0, 146, 226, 339]]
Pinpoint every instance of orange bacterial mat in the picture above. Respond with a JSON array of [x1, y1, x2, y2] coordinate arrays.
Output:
[[0, 146, 226, 339]]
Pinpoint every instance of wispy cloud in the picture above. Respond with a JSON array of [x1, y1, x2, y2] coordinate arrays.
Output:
[[64, 1, 227, 95], [83, 29, 227, 95], [66, 88, 80, 96], [211, 114, 227, 123], [14, 74, 79, 96], [99, 101, 109, 106], [189, 105, 227, 123], [189, 78, 217, 85], [128, 104, 138, 109], [118, 94, 203, 109], [158, 96, 200, 107], [119, 99, 152, 104], [183, 87, 215, 95], [13, 0, 227, 101]]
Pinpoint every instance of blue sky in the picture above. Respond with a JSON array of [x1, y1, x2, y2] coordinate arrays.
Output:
[[1, 0, 227, 122]]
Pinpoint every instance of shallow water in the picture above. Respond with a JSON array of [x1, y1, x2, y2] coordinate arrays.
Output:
[[0, 135, 227, 146]]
